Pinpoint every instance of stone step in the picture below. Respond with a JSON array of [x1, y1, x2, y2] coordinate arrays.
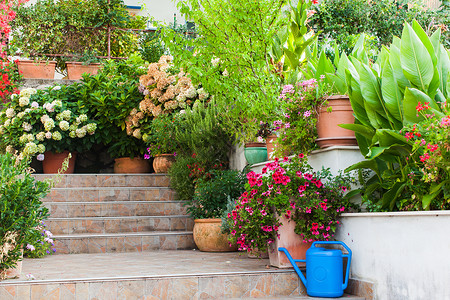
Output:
[[43, 187, 176, 202], [44, 200, 188, 218], [33, 173, 170, 188], [46, 215, 194, 234], [53, 231, 195, 254]]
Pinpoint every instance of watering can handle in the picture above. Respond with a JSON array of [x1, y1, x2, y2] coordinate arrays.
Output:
[[311, 241, 352, 290]]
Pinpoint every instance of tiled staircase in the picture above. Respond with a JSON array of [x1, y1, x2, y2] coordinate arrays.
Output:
[[35, 174, 195, 254]]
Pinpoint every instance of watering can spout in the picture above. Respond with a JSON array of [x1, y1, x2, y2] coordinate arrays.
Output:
[[278, 247, 307, 287]]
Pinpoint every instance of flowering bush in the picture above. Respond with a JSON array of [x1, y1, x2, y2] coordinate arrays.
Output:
[[276, 78, 333, 156], [401, 100, 450, 210], [24, 222, 56, 258], [227, 154, 356, 253], [0, 85, 98, 159], [126, 55, 209, 140], [0, 60, 22, 104]]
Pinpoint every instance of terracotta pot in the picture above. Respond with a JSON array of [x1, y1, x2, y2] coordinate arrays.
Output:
[[16, 60, 56, 79], [42, 151, 77, 174], [268, 214, 312, 268], [316, 95, 357, 148], [244, 143, 267, 165], [152, 154, 175, 173], [265, 135, 278, 160], [65, 62, 102, 80], [114, 157, 150, 174], [193, 218, 238, 252]]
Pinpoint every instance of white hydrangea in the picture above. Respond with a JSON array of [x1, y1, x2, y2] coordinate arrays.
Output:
[[23, 142, 38, 155], [37, 144, 45, 153], [0, 125, 3, 134], [31, 101, 39, 108], [22, 122, 32, 132], [52, 85, 61, 91], [79, 114, 88, 123], [59, 120, 70, 131], [132, 129, 142, 139], [56, 113, 63, 121], [61, 110, 71, 121], [52, 131, 62, 141], [86, 123, 97, 134], [5, 108, 15, 118], [5, 145, 14, 153], [4, 119, 11, 127], [11, 94, 18, 100], [43, 103, 55, 113], [176, 94, 186, 102], [19, 97, 30, 107], [17, 112, 25, 119], [69, 131, 76, 138], [41, 114, 50, 124], [19, 134, 29, 144], [76, 127, 86, 138], [36, 132, 45, 141], [44, 119, 55, 131], [185, 87, 197, 99], [52, 100, 62, 107], [20, 88, 37, 97], [198, 88, 209, 100], [45, 131, 52, 139]]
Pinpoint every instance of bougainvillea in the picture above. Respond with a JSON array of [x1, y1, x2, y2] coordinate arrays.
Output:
[[227, 154, 356, 253]]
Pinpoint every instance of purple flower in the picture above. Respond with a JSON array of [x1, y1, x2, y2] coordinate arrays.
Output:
[[173, 152, 177, 157], [37, 154, 45, 161]]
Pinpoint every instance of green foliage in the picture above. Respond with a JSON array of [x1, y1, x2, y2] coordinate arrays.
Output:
[[0, 86, 98, 157], [77, 54, 148, 158], [343, 21, 450, 211], [186, 169, 246, 219], [162, 0, 288, 144], [145, 113, 180, 156], [23, 222, 55, 258], [168, 155, 198, 200], [11, 0, 147, 71], [138, 31, 166, 63], [0, 153, 50, 278]]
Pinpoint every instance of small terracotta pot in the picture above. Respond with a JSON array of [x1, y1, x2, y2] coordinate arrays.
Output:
[[114, 157, 150, 174], [16, 60, 56, 79], [265, 135, 278, 160], [152, 154, 175, 173], [316, 95, 357, 148], [193, 218, 238, 252], [66, 62, 102, 80], [42, 151, 77, 174]]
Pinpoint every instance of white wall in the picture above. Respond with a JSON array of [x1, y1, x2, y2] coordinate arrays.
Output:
[[336, 211, 450, 300], [125, 0, 186, 25]]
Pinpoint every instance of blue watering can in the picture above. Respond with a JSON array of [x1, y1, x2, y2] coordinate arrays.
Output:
[[279, 241, 352, 298]]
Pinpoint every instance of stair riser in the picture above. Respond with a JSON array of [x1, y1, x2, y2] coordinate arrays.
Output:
[[33, 174, 170, 188], [54, 234, 195, 254], [45, 202, 187, 218], [43, 188, 176, 202], [47, 217, 194, 234]]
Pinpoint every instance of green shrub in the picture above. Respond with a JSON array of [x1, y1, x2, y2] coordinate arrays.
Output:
[[0, 153, 50, 278], [168, 155, 198, 200]]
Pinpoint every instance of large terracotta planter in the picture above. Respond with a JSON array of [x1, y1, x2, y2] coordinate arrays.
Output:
[[244, 143, 268, 165], [114, 157, 150, 174], [153, 154, 175, 173], [265, 135, 278, 160], [66, 62, 102, 80], [268, 214, 312, 268], [42, 151, 77, 174], [193, 218, 238, 252], [316, 95, 357, 148], [16, 60, 56, 79]]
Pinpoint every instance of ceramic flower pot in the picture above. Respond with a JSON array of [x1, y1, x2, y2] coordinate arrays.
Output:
[[268, 214, 312, 268], [152, 154, 175, 173], [244, 143, 268, 165], [16, 60, 56, 79], [265, 135, 278, 160], [65, 62, 102, 80], [193, 218, 238, 252], [114, 157, 150, 174], [42, 151, 77, 174], [316, 95, 357, 148]]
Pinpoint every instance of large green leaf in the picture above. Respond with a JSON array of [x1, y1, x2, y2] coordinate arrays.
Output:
[[403, 87, 441, 125], [381, 182, 406, 210], [389, 44, 410, 92], [358, 63, 384, 112], [400, 23, 434, 91], [339, 123, 375, 140], [345, 69, 371, 126], [375, 129, 411, 148], [381, 62, 403, 123]]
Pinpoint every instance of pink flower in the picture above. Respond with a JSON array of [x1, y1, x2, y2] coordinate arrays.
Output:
[[420, 153, 431, 162], [285, 122, 291, 128], [427, 143, 438, 152], [261, 209, 267, 216], [296, 171, 303, 178], [303, 110, 311, 118], [305, 208, 311, 213], [26, 244, 35, 251]]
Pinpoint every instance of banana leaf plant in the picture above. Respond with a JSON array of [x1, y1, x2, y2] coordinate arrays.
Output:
[[341, 21, 450, 211]]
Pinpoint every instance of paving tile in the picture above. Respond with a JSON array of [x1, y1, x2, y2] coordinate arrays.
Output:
[[117, 280, 145, 299], [89, 281, 118, 300]]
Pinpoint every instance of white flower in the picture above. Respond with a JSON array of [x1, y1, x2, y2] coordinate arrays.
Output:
[[132, 129, 142, 139], [19, 97, 30, 107], [86, 123, 97, 134], [61, 110, 71, 121], [185, 87, 197, 99], [44, 119, 55, 131], [52, 100, 62, 107], [79, 114, 88, 123], [211, 57, 220, 67], [69, 131, 76, 138], [5, 108, 15, 118], [36, 132, 45, 141], [23, 142, 38, 155], [11, 94, 18, 100], [26, 244, 35, 251], [5, 145, 14, 153], [37, 144, 45, 153], [52, 85, 61, 91], [20, 88, 37, 98], [19, 134, 29, 144], [41, 114, 50, 124], [76, 128, 86, 138], [31, 101, 39, 108], [223, 69, 229, 76], [23, 122, 32, 132], [44, 230, 53, 237], [52, 131, 62, 141], [45, 131, 52, 139], [25, 273, 36, 280], [44, 103, 55, 112], [4, 119, 11, 127], [59, 120, 70, 131], [36, 153, 45, 161]]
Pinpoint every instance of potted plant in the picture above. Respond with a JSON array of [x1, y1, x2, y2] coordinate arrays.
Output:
[[227, 154, 357, 267], [0, 152, 50, 279], [0, 85, 98, 173], [64, 50, 103, 80], [187, 169, 246, 252]]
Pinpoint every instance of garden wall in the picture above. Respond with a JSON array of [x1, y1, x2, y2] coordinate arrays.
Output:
[[336, 211, 450, 300]]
